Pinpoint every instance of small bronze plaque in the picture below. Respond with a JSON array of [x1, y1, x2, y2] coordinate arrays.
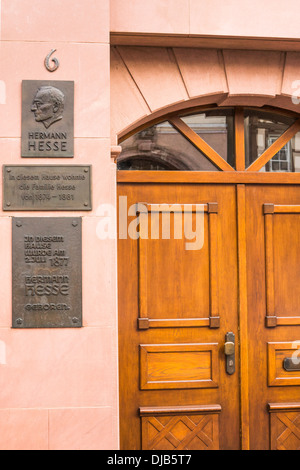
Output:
[[12, 217, 82, 328], [22, 80, 74, 158], [3, 165, 92, 211]]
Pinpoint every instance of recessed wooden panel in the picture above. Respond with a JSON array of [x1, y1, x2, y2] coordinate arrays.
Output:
[[269, 403, 300, 450], [140, 343, 219, 390], [140, 405, 221, 450], [264, 205, 300, 327], [138, 203, 220, 329], [268, 342, 300, 386]]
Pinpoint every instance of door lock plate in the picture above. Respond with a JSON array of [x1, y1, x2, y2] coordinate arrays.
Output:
[[225, 332, 235, 375]]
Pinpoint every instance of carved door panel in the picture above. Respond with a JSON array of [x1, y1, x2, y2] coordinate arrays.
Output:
[[118, 183, 240, 450], [246, 185, 300, 450]]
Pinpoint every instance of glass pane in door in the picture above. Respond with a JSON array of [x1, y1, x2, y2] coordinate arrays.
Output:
[[180, 109, 235, 168], [244, 109, 295, 170], [118, 121, 220, 171]]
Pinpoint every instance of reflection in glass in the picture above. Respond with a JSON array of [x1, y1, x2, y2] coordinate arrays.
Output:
[[180, 109, 235, 168], [293, 132, 300, 172], [244, 110, 296, 171], [265, 137, 292, 172], [117, 121, 219, 171]]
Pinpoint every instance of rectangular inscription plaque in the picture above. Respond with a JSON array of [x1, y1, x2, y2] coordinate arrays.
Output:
[[12, 217, 82, 328], [3, 165, 92, 211], [22, 80, 74, 158]]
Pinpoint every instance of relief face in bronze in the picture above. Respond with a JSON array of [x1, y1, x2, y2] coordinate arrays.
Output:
[[22, 80, 74, 158], [31, 86, 65, 129]]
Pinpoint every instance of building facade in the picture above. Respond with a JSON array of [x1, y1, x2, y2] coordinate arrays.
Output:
[[1, 0, 300, 450]]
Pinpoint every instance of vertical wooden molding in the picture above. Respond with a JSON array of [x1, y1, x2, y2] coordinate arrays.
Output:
[[208, 204, 220, 328], [264, 205, 276, 327], [138, 209, 149, 319], [237, 184, 250, 450], [235, 108, 245, 171]]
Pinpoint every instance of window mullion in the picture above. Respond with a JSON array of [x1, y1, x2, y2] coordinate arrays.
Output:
[[235, 108, 246, 171]]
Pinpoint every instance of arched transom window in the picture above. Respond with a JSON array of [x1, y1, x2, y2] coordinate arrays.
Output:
[[117, 108, 300, 173]]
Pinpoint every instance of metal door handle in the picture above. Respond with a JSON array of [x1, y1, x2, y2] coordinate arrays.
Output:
[[283, 358, 300, 371], [225, 332, 235, 375]]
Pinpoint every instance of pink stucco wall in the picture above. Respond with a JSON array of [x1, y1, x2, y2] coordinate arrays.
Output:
[[0, 0, 119, 450], [111, 0, 300, 39]]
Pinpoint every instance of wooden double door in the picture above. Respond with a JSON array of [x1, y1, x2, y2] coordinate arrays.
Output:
[[118, 182, 300, 450]]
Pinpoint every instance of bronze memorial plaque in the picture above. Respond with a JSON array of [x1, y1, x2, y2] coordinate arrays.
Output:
[[3, 165, 92, 211], [21, 80, 74, 158], [12, 217, 82, 328]]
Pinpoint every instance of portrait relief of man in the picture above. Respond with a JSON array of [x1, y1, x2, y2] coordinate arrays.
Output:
[[31, 85, 65, 129]]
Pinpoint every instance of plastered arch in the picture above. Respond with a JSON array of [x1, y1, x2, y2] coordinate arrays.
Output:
[[111, 46, 300, 143]]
